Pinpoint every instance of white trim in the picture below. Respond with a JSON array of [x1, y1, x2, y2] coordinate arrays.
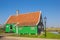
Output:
[[16, 26, 18, 34], [36, 11, 42, 25], [4, 15, 11, 24]]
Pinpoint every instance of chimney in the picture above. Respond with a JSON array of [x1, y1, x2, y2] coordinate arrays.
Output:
[[16, 10, 19, 16]]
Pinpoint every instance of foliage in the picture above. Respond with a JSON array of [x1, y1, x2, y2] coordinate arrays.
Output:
[[0, 28, 5, 34]]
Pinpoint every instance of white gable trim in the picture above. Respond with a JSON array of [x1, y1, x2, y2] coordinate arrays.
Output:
[[4, 15, 11, 24], [36, 11, 42, 25]]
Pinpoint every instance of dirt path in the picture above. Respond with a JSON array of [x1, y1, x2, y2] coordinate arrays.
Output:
[[0, 36, 60, 40]]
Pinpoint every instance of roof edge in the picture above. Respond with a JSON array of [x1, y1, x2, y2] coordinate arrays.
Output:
[[36, 10, 42, 25], [15, 11, 40, 16], [4, 15, 12, 24]]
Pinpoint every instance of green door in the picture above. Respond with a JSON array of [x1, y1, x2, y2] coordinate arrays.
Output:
[[12, 24, 16, 33], [5, 24, 10, 32]]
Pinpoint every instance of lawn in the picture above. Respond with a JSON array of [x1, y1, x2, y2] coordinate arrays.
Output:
[[9, 32, 60, 39], [40, 32, 60, 39]]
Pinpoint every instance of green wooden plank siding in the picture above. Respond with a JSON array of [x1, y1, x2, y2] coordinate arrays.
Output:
[[5, 24, 38, 34], [18, 26, 37, 34]]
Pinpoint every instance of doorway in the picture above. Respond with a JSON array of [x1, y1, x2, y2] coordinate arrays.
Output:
[[10, 25, 13, 33]]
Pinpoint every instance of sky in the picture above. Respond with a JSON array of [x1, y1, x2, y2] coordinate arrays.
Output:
[[0, 0, 60, 27]]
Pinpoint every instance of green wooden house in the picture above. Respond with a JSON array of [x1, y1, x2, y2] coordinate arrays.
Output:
[[5, 10, 44, 35]]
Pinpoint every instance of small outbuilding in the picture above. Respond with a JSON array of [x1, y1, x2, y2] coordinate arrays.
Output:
[[5, 10, 44, 35]]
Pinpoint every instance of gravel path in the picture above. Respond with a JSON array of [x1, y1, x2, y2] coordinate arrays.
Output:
[[0, 36, 60, 40]]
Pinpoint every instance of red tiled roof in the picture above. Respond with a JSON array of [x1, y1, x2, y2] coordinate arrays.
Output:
[[6, 12, 41, 26]]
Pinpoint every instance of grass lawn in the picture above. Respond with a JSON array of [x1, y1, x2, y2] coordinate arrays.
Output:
[[9, 32, 60, 39], [40, 32, 60, 39]]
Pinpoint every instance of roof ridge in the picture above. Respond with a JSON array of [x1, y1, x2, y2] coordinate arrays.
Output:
[[17, 11, 40, 16], [12, 11, 40, 16]]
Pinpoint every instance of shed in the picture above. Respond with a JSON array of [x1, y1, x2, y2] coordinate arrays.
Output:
[[5, 11, 44, 35]]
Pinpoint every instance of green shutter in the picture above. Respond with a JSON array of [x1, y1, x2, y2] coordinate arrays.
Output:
[[5, 24, 10, 32]]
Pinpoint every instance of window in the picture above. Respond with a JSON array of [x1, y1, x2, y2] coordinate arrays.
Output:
[[10, 25, 12, 29], [31, 27, 35, 30], [38, 26, 41, 28]]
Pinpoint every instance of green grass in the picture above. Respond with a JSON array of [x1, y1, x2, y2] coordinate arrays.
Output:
[[40, 32, 60, 39], [9, 32, 60, 39]]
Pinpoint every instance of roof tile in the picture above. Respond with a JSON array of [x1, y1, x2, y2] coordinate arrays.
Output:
[[6, 12, 41, 26]]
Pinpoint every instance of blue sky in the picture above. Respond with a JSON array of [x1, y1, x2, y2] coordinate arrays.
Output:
[[0, 0, 60, 27]]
